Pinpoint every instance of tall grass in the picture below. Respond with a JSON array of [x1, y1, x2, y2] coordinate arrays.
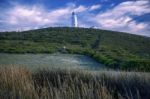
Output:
[[0, 66, 149, 99]]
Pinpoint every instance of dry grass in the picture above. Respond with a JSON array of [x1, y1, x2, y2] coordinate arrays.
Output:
[[0, 66, 149, 99]]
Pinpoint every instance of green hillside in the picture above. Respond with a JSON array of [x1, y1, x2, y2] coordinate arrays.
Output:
[[0, 27, 150, 71]]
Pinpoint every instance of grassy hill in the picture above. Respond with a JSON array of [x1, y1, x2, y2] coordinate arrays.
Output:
[[0, 27, 150, 71]]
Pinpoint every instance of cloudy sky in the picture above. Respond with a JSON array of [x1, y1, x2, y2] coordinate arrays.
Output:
[[0, 0, 150, 36]]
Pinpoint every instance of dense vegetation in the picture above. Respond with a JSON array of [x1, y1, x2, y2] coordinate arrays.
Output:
[[0, 66, 149, 99], [0, 27, 150, 71]]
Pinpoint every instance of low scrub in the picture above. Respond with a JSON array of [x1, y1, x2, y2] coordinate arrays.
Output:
[[0, 27, 150, 71]]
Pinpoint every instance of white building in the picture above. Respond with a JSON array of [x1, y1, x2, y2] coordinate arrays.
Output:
[[71, 12, 78, 27]]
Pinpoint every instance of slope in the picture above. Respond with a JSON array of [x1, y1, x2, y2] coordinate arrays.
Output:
[[0, 27, 150, 71]]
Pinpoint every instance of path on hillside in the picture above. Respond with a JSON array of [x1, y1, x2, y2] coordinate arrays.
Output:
[[91, 34, 102, 49]]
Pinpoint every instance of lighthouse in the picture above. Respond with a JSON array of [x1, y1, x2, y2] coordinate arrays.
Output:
[[71, 11, 78, 27]]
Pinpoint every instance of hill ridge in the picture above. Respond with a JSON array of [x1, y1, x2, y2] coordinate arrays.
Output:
[[0, 27, 150, 71]]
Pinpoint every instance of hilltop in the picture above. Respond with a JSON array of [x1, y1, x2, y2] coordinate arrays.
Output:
[[0, 27, 150, 71]]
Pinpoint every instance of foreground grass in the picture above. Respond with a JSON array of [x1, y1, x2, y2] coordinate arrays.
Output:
[[0, 66, 150, 99]]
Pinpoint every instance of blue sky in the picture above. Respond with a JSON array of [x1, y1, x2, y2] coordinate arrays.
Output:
[[0, 0, 150, 36]]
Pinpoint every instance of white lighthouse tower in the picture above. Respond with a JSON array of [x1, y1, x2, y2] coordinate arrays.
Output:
[[71, 11, 78, 27]]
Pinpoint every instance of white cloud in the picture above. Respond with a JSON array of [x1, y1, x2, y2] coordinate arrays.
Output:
[[74, 5, 88, 12], [0, 4, 88, 31], [0, 1, 150, 36], [90, 0, 150, 36], [8, 6, 46, 25], [1, 3, 102, 31], [89, 4, 101, 11]]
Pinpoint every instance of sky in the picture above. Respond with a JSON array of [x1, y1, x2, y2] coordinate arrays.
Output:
[[0, 0, 150, 36]]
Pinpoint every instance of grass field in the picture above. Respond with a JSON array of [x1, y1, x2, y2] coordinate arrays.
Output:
[[0, 27, 150, 98], [0, 66, 149, 99], [0, 27, 150, 71]]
